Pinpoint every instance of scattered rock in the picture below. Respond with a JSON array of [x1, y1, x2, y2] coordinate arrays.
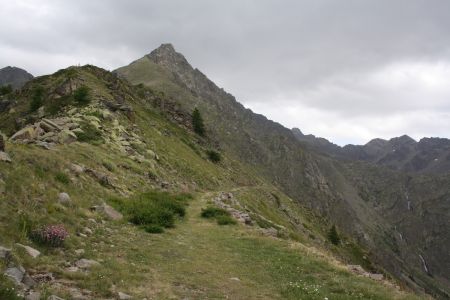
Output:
[[82, 227, 93, 235], [91, 203, 123, 221], [0, 151, 11, 162], [0, 245, 12, 259], [10, 126, 36, 141], [58, 192, 71, 205], [31, 272, 54, 283], [259, 227, 278, 237], [75, 249, 85, 255], [65, 266, 79, 272], [25, 291, 41, 300], [85, 168, 113, 187], [16, 243, 41, 258], [47, 296, 65, 300], [4, 266, 25, 285], [22, 273, 37, 288], [70, 163, 84, 175], [368, 273, 384, 281], [229, 277, 240, 281], [75, 259, 100, 269], [118, 291, 133, 299]]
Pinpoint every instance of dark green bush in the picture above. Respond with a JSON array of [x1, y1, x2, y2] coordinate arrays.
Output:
[[73, 86, 90, 105], [144, 224, 164, 234], [55, 172, 70, 184], [0, 84, 12, 96], [206, 150, 221, 163], [216, 215, 237, 225], [29, 86, 45, 112], [200, 206, 229, 218], [75, 123, 103, 144], [328, 225, 340, 245], [110, 191, 190, 230], [192, 108, 205, 136]]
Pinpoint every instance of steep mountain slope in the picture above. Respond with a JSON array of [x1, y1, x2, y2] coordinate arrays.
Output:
[[117, 44, 450, 298], [0, 66, 33, 89], [292, 128, 450, 174], [0, 65, 422, 299]]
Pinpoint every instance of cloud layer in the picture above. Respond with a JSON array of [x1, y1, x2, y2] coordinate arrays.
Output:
[[1, 0, 450, 145]]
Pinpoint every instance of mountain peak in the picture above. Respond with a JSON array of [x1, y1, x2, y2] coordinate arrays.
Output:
[[147, 43, 191, 70]]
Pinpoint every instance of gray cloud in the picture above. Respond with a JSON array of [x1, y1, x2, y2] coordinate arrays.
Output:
[[1, 0, 450, 145]]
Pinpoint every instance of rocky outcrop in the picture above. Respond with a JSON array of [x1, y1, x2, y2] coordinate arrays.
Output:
[[9, 117, 79, 148]]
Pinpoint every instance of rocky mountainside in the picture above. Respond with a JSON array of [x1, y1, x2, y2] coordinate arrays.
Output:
[[293, 128, 450, 174], [0, 66, 33, 89], [117, 44, 450, 298]]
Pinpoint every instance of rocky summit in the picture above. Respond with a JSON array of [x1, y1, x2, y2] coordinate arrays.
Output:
[[0, 44, 448, 299]]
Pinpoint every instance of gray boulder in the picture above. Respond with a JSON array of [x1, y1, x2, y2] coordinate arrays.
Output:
[[4, 266, 25, 285], [0, 151, 11, 163], [58, 192, 71, 205]]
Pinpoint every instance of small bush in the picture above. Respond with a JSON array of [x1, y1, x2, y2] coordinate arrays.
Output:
[[144, 225, 164, 234], [75, 123, 103, 144], [73, 86, 90, 105], [55, 172, 70, 184], [206, 150, 221, 163], [29, 86, 45, 112], [201, 207, 229, 218], [328, 225, 340, 245], [110, 191, 190, 230], [192, 108, 205, 136], [216, 215, 237, 225], [0, 85, 13, 96], [201, 206, 237, 225], [30, 224, 68, 247]]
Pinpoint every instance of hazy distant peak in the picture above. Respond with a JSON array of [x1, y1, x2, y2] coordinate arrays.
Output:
[[0, 66, 33, 89]]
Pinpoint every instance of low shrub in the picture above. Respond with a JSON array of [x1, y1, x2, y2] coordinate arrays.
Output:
[[30, 224, 68, 247], [55, 172, 70, 184], [0, 85, 13, 96], [216, 215, 237, 225], [110, 191, 191, 232], [29, 86, 45, 112], [73, 86, 90, 105], [200, 206, 229, 218], [201, 206, 237, 225], [206, 150, 221, 163], [144, 225, 164, 234]]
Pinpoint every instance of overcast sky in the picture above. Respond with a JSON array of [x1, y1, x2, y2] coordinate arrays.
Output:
[[1, 0, 450, 145]]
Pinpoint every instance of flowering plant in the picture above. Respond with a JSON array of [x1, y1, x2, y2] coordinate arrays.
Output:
[[31, 224, 68, 247]]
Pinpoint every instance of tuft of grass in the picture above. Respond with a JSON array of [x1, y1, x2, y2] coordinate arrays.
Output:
[[54, 172, 70, 184], [0, 276, 22, 300]]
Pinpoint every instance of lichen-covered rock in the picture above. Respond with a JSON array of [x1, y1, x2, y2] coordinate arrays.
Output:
[[10, 126, 35, 141], [58, 192, 71, 205], [16, 243, 41, 258]]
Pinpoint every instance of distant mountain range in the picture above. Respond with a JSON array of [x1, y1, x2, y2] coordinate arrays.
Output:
[[292, 128, 450, 174], [0, 66, 33, 89]]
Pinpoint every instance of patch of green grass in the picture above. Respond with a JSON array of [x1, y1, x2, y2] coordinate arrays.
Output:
[[54, 172, 70, 184], [102, 160, 116, 172]]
